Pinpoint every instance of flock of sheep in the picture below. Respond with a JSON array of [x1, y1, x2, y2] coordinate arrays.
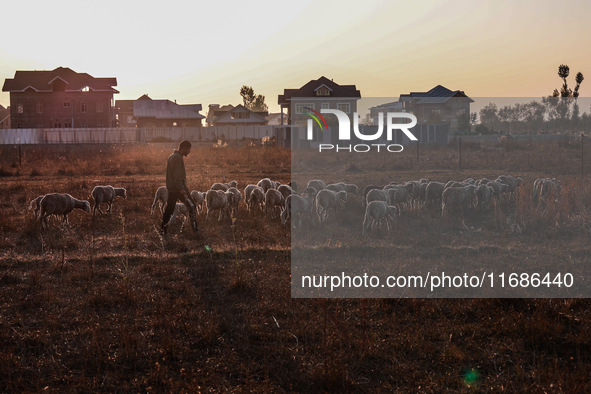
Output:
[[27, 174, 561, 235], [283, 175, 562, 235]]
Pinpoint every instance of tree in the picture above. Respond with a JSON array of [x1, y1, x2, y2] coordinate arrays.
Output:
[[479, 103, 499, 132], [240, 85, 268, 112]]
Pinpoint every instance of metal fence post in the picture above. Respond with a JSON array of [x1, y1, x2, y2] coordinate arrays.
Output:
[[459, 136, 462, 170]]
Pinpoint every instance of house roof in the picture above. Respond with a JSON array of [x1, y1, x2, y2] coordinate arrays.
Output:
[[133, 99, 205, 120], [207, 104, 268, 123], [278, 76, 361, 105], [2, 67, 118, 93], [399, 85, 473, 104]]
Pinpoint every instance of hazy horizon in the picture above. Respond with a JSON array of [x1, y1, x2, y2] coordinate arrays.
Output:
[[1, 0, 590, 114]]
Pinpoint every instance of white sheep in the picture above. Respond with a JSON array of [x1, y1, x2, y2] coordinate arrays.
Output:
[[211, 182, 230, 192], [226, 187, 242, 216], [315, 189, 347, 223], [441, 186, 473, 225], [306, 179, 327, 192], [91, 185, 127, 215], [366, 188, 394, 206], [362, 185, 382, 208], [265, 189, 285, 218], [190, 190, 205, 214], [257, 178, 274, 193], [475, 184, 493, 210], [205, 189, 230, 221], [326, 183, 346, 193], [277, 184, 293, 202], [151, 186, 168, 214], [424, 181, 446, 208], [249, 186, 266, 212], [281, 193, 315, 228], [28, 194, 45, 218], [362, 200, 398, 236], [243, 184, 258, 210], [39, 193, 90, 230]]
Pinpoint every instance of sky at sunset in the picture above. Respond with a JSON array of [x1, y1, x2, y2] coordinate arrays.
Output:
[[1, 0, 590, 114]]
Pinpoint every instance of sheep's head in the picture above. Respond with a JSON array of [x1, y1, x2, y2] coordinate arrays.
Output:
[[83, 201, 91, 213], [116, 188, 127, 199]]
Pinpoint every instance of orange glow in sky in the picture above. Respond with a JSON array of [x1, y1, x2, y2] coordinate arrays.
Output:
[[1, 0, 590, 113]]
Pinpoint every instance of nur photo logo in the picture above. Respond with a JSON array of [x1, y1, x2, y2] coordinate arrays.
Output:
[[305, 108, 419, 153]]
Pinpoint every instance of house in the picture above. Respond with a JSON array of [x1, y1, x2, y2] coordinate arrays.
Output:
[[398, 85, 473, 130], [266, 112, 285, 126], [0, 105, 10, 129], [115, 94, 204, 128], [206, 104, 268, 126], [2, 67, 118, 128], [367, 101, 403, 124], [278, 76, 361, 127]]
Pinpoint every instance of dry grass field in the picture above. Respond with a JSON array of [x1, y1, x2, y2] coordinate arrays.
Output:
[[1, 141, 591, 392]]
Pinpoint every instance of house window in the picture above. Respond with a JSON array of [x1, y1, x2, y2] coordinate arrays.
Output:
[[81, 102, 88, 113], [231, 112, 250, 119], [64, 101, 71, 108], [316, 87, 330, 96], [97, 123, 103, 128], [173, 122, 178, 126], [54, 122, 62, 128], [456, 108, 466, 116], [321, 103, 330, 110], [81, 121, 87, 128], [64, 121, 71, 128], [82, 86, 90, 92], [295, 103, 314, 114], [36, 103, 43, 114], [96, 102, 104, 112], [337, 103, 351, 113], [17, 103, 24, 114]]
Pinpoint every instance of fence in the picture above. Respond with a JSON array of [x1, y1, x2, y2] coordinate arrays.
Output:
[[0, 125, 285, 145]]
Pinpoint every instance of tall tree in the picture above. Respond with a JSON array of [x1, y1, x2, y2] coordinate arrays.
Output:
[[240, 85, 268, 112]]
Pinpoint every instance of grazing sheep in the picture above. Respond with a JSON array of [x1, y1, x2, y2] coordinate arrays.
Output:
[[265, 189, 285, 218], [385, 185, 410, 214], [277, 184, 293, 202], [327, 182, 346, 193], [205, 189, 230, 221], [302, 186, 318, 198], [211, 182, 230, 192], [28, 195, 45, 218], [243, 184, 258, 210], [362, 201, 398, 236], [475, 184, 493, 210], [362, 185, 382, 208], [306, 179, 327, 192], [226, 187, 242, 216], [424, 181, 446, 209], [257, 178, 274, 193], [91, 185, 127, 215], [441, 186, 474, 225], [151, 186, 168, 214], [249, 186, 266, 212], [534, 178, 561, 204], [281, 194, 315, 228], [343, 183, 358, 195], [315, 189, 347, 223], [190, 190, 205, 214], [366, 188, 393, 206], [39, 193, 90, 230]]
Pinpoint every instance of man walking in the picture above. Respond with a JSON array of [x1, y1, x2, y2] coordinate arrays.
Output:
[[161, 140, 200, 235]]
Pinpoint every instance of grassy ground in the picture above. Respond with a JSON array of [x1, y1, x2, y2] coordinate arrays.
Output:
[[0, 142, 590, 391]]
